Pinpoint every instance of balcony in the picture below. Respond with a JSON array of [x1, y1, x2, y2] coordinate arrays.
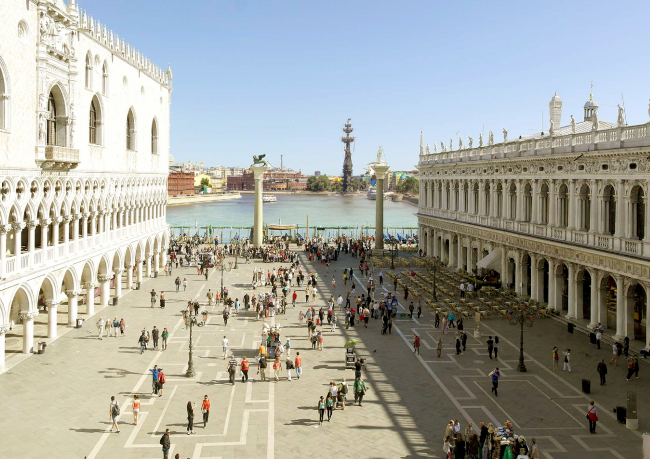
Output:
[[41, 146, 80, 170]]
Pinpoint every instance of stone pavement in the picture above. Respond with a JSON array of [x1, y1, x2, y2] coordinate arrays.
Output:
[[0, 247, 645, 458]]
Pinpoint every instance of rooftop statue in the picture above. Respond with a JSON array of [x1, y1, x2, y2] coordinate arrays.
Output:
[[489, 131, 494, 146], [425, 144, 430, 155], [503, 128, 508, 143], [449, 139, 453, 151], [458, 137, 463, 150], [375, 146, 387, 164], [571, 115, 576, 133], [252, 154, 270, 168], [479, 133, 483, 147], [549, 119, 555, 136], [468, 136, 473, 148], [433, 143, 438, 153], [593, 111, 599, 131], [617, 104, 625, 126]]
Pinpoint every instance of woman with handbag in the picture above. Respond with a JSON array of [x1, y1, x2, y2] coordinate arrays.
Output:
[[186, 401, 196, 435], [587, 401, 598, 433]]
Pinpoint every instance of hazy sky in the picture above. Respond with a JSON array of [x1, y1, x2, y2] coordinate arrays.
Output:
[[83, 0, 650, 175]]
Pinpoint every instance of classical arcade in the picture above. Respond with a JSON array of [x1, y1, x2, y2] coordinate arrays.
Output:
[[417, 92, 650, 345], [0, 0, 171, 368]]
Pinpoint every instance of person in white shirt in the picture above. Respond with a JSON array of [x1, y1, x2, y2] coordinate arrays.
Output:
[[595, 330, 602, 349], [337, 295, 343, 310], [222, 336, 229, 360], [96, 317, 105, 340]]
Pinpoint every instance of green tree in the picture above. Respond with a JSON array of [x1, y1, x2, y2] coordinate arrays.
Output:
[[200, 177, 211, 188], [397, 176, 418, 194]]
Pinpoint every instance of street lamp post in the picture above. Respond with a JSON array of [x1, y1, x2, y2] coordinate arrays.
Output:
[[233, 239, 239, 270], [509, 307, 534, 372], [433, 260, 437, 301], [185, 307, 196, 378]]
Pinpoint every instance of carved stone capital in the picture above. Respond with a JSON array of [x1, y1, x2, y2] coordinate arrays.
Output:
[[40, 218, 51, 227], [82, 213, 90, 220], [65, 290, 81, 298], [51, 216, 62, 224], [98, 274, 113, 283], [20, 311, 39, 321], [83, 282, 97, 290], [0, 325, 10, 334], [113, 268, 124, 275], [26, 221, 38, 229], [62, 215, 73, 223], [124, 263, 134, 269], [0, 224, 11, 235], [44, 300, 61, 308]]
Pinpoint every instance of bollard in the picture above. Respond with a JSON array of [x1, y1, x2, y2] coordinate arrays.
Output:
[[627, 390, 638, 430]]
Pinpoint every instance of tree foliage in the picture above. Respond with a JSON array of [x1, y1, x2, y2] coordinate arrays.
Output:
[[200, 177, 211, 188], [397, 176, 418, 194], [307, 175, 331, 191]]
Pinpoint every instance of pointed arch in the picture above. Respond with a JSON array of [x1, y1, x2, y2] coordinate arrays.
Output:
[[85, 51, 93, 89], [102, 60, 109, 95], [126, 107, 136, 151], [89, 94, 104, 145], [0, 55, 11, 130], [151, 117, 158, 154]]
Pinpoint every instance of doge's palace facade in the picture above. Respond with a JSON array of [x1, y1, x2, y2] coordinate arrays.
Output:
[[0, 0, 171, 368], [418, 92, 650, 346]]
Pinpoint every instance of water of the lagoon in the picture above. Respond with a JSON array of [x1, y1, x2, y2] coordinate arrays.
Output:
[[166, 193, 418, 242]]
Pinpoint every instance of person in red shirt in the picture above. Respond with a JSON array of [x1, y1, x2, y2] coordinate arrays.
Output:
[[413, 335, 421, 355], [292, 291, 298, 307], [201, 395, 210, 428], [294, 352, 302, 379], [241, 356, 250, 381]]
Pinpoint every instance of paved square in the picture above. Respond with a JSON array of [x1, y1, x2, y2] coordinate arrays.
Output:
[[0, 248, 645, 458]]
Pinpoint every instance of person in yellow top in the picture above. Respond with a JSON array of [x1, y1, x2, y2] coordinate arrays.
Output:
[[259, 343, 267, 357]]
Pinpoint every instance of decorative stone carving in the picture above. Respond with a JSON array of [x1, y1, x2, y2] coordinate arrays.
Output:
[[618, 104, 625, 127], [20, 311, 39, 321], [489, 131, 494, 146], [503, 128, 508, 143], [425, 144, 430, 155], [479, 133, 484, 147], [468, 136, 473, 148], [571, 115, 576, 133]]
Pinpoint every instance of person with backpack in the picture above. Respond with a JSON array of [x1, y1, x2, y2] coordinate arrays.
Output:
[[175, 277, 181, 292], [157, 369, 166, 397], [152, 326, 160, 350], [160, 428, 171, 458], [161, 328, 169, 351], [227, 355, 238, 385], [241, 356, 250, 382], [109, 395, 120, 433], [223, 308, 230, 326], [138, 331, 147, 355], [285, 356, 294, 381], [354, 375, 368, 406], [258, 353, 268, 381], [149, 365, 160, 395]]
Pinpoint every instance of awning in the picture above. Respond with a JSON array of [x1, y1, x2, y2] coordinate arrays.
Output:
[[476, 248, 502, 273]]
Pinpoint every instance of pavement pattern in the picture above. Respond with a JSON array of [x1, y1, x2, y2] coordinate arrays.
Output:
[[0, 247, 645, 458]]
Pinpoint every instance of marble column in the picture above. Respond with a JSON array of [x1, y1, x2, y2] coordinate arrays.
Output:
[[614, 275, 626, 339], [615, 181, 625, 238], [27, 221, 36, 264], [46, 301, 60, 338], [568, 180, 576, 230], [588, 270, 599, 329], [515, 252, 524, 295], [457, 237, 463, 271], [0, 325, 7, 369], [12, 222, 23, 258], [597, 285, 608, 330], [530, 254, 538, 301], [125, 264, 134, 290], [547, 259, 557, 310], [589, 180, 598, 235], [145, 256, 152, 278], [548, 181, 556, 227], [20, 311, 38, 354], [72, 214, 80, 254], [66, 291, 79, 327], [374, 163, 390, 250], [566, 263, 577, 318], [84, 283, 96, 315], [0, 225, 7, 278], [251, 164, 268, 247], [98, 274, 112, 307], [113, 269, 123, 298], [531, 180, 539, 224], [136, 260, 143, 284], [51, 217, 61, 251], [500, 247, 508, 288]]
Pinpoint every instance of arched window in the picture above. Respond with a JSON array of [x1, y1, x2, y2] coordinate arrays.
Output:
[[151, 119, 158, 154], [0, 58, 8, 130], [47, 93, 57, 145], [102, 61, 108, 95], [85, 53, 92, 89], [126, 109, 135, 150], [89, 99, 97, 144]]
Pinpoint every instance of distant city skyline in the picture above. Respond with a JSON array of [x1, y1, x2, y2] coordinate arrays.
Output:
[[84, 0, 650, 175]]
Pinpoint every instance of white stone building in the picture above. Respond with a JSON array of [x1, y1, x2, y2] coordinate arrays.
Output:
[[0, 0, 171, 369], [417, 92, 650, 345]]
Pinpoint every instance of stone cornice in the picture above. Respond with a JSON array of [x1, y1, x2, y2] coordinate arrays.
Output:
[[419, 215, 650, 282]]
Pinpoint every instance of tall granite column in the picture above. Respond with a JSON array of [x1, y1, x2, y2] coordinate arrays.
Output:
[[252, 164, 268, 248], [373, 163, 390, 250]]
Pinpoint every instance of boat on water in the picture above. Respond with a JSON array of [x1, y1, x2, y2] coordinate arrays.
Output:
[[262, 195, 277, 203]]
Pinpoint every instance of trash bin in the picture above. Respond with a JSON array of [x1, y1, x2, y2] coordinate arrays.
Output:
[[37, 342, 46, 354], [136, 282, 141, 290], [590, 332, 597, 344], [615, 406, 627, 424], [581, 379, 590, 394], [154, 271, 158, 278], [568, 323, 574, 333], [112, 297, 118, 306], [76, 318, 83, 328]]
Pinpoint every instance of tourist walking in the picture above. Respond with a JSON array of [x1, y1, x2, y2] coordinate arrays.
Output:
[[201, 395, 210, 427], [186, 401, 196, 434], [529, 438, 540, 458], [152, 326, 160, 350], [112, 317, 120, 337], [183, 278, 188, 291], [273, 357, 281, 381], [587, 401, 598, 434], [222, 336, 229, 359], [97, 317, 105, 340], [596, 330, 602, 349], [295, 352, 302, 379], [486, 336, 494, 360], [138, 331, 147, 354], [149, 365, 160, 395], [413, 334, 420, 355], [354, 375, 368, 406], [175, 277, 181, 292], [285, 356, 293, 381], [318, 396, 325, 425], [626, 356, 635, 381], [436, 337, 443, 358], [132, 395, 140, 425], [109, 396, 120, 433], [160, 429, 171, 459], [563, 349, 571, 373], [285, 338, 291, 357], [161, 327, 169, 351], [157, 369, 166, 396], [489, 367, 500, 396], [258, 353, 268, 380], [326, 393, 334, 421], [493, 336, 499, 359], [553, 347, 559, 371], [150, 289, 158, 308], [610, 342, 620, 365], [597, 359, 607, 385], [434, 311, 440, 328], [241, 356, 250, 381], [227, 354, 238, 384]]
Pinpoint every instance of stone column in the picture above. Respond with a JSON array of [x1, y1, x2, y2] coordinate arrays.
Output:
[[0, 325, 8, 369], [51, 216, 61, 250], [113, 269, 123, 298], [46, 301, 60, 338], [145, 256, 152, 278], [566, 263, 577, 318], [478, 181, 485, 215], [588, 270, 599, 329], [72, 214, 80, 253], [136, 260, 143, 284], [66, 291, 79, 327], [466, 240, 473, 273], [457, 237, 463, 270], [500, 246, 508, 288], [547, 259, 557, 310], [12, 222, 23, 258], [548, 180, 556, 227], [568, 180, 576, 230], [125, 264, 134, 290], [20, 311, 38, 354], [530, 253, 538, 301], [152, 253, 159, 275], [374, 163, 390, 250], [251, 164, 268, 248], [98, 274, 112, 307], [515, 180, 524, 221], [81, 213, 89, 240], [614, 275, 626, 339], [597, 284, 608, 330], [0, 225, 8, 278], [84, 283, 96, 315], [459, 182, 465, 213], [26, 221, 36, 265], [615, 181, 625, 238], [589, 180, 598, 234], [531, 180, 539, 224], [515, 251, 524, 295], [62, 216, 71, 256]]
